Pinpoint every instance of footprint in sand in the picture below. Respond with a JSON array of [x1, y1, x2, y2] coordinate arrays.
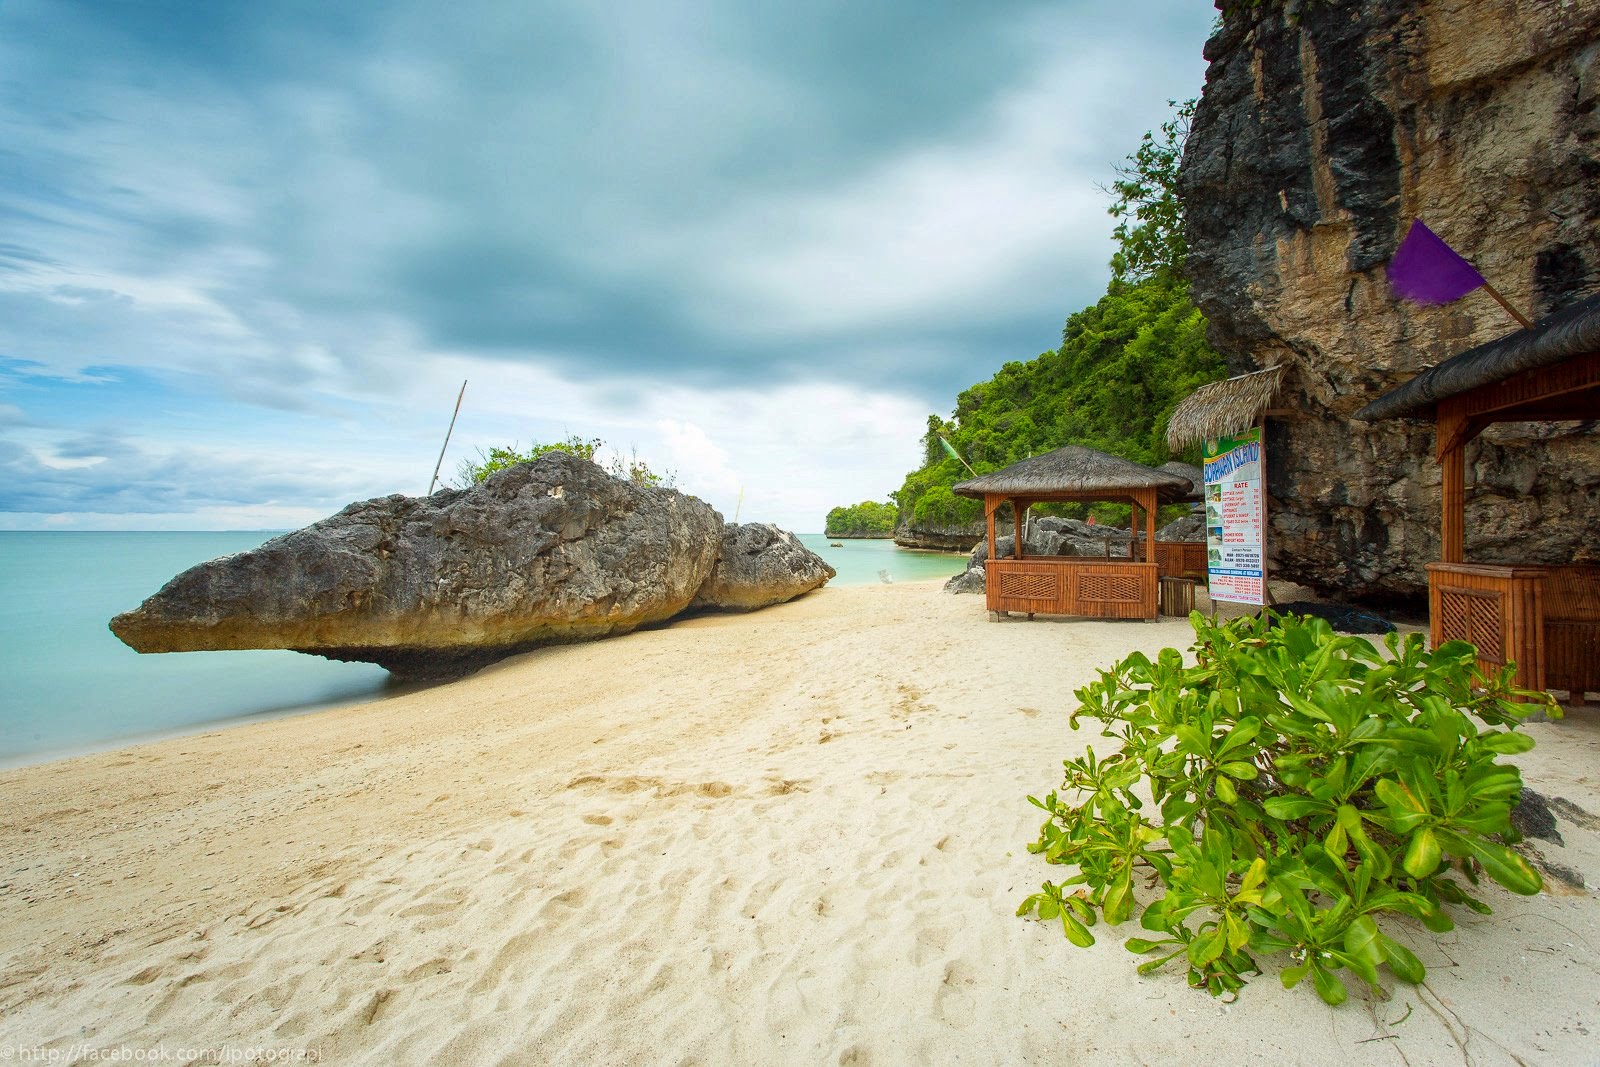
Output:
[[935, 959, 978, 1029]]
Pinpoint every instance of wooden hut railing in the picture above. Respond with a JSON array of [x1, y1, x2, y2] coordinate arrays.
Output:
[[987, 557, 1159, 620], [1427, 562, 1600, 697], [1130, 540, 1209, 580]]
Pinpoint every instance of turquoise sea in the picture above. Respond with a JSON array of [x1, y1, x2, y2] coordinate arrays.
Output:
[[0, 532, 963, 767]]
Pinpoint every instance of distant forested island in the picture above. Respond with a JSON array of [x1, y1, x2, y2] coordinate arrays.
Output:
[[824, 500, 897, 538]]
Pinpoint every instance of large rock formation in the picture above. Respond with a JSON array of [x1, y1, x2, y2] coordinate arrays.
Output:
[[892, 520, 984, 553], [1180, 0, 1600, 604], [111, 453, 826, 679], [691, 523, 836, 611]]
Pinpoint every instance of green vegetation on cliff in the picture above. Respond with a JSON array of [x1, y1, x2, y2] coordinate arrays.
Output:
[[824, 501, 898, 538], [890, 101, 1224, 531], [454, 436, 674, 489]]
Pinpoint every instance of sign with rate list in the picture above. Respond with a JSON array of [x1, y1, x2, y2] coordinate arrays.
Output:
[[1202, 427, 1265, 605]]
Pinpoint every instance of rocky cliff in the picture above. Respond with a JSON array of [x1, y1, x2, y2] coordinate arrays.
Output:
[[1179, 0, 1600, 603]]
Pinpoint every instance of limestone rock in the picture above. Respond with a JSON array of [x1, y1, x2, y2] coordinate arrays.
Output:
[[1180, 0, 1600, 603], [690, 523, 835, 612], [109, 452, 724, 679], [944, 565, 986, 595], [893, 521, 985, 552], [1156, 512, 1205, 543]]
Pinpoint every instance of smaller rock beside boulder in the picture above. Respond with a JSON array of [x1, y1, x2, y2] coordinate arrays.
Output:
[[691, 523, 835, 612], [1156, 511, 1205, 542], [943, 566, 986, 595]]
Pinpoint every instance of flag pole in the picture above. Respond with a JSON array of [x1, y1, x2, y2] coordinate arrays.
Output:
[[1480, 281, 1534, 331], [940, 436, 977, 476], [428, 379, 468, 495]]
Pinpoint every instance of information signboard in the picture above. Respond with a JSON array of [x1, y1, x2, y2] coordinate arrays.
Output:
[[1202, 427, 1265, 605]]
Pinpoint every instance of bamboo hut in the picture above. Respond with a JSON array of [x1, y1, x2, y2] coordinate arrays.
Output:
[[1165, 365, 1286, 452], [1356, 291, 1600, 701], [953, 447, 1192, 620]]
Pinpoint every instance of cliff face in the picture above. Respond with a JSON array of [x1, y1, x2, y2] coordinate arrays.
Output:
[[1179, 0, 1600, 603]]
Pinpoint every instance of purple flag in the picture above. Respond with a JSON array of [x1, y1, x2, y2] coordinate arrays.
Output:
[[1386, 219, 1486, 305]]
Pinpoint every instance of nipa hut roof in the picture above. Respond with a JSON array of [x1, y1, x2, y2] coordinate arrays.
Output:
[[1355, 291, 1600, 422], [1166, 365, 1286, 451], [1158, 461, 1204, 500], [952, 445, 1193, 504]]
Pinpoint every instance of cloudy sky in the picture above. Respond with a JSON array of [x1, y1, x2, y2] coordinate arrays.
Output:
[[0, 0, 1215, 532]]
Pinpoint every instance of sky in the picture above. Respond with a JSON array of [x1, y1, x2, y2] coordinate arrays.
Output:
[[0, 0, 1216, 533]]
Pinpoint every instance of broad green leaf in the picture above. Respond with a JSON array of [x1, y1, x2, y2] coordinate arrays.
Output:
[[1220, 760, 1259, 780], [1375, 778, 1425, 812], [1463, 837, 1543, 896], [1061, 910, 1096, 948], [1262, 795, 1328, 820], [1280, 960, 1310, 989], [1343, 915, 1383, 967], [1312, 964, 1348, 1005], [1379, 934, 1425, 984], [1123, 937, 1169, 954], [1408, 831, 1446, 883], [1479, 731, 1535, 755], [1215, 775, 1238, 805], [1187, 926, 1226, 967]]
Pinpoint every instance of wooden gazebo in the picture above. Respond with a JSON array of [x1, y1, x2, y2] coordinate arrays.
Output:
[[952, 447, 1193, 620], [1357, 291, 1600, 700]]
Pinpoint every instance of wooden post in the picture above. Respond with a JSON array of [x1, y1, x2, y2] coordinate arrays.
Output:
[[1438, 412, 1467, 564], [1011, 499, 1025, 559], [986, 497, 999, 561], [1144, 489, 1156, 561], [1440, 445, 1466, 564], [1258, 418, 1274, 611]]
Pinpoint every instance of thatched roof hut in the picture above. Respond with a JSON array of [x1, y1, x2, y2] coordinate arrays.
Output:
[[1355, 291, 1600, 422], [1166, 365, 1286, 451], [952, 446, 1193, 504]]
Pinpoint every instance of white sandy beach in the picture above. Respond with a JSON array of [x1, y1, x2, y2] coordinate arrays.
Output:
[[2, 580, 1597, 1065]]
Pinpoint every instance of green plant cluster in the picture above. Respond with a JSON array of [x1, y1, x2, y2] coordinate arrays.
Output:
[[1019, 611, 1552, 1004], [454, 435, 674, 489], [824, 500, 898, 537]]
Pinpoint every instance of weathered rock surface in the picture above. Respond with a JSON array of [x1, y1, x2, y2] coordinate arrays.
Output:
[[691, 523, 835, 612], [1180, 0, 1600, 603], [893, 520, 985, 552], [110, 452, 725, 679], [943, 565, 987, 595], [1156, 512, 1206, 543]]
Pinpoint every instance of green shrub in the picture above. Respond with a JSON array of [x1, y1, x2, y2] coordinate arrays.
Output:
[[1019, 610, 1554, 1003]]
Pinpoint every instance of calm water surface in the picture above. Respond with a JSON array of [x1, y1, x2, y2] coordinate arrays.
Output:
[[0, 532, 963, 766]]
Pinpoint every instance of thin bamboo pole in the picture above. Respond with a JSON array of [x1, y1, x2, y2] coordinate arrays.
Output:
[[427, 380, 468, 495]]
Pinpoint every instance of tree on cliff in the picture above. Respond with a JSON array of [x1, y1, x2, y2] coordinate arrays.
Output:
[[888, 99, 1223, 534], [1106, 98, 1194, 284]]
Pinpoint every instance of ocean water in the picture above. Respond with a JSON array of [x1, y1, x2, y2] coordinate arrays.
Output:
[[0, 531, 964, 767], [796, 534, 967, 586], [0, 532, 395, 768]]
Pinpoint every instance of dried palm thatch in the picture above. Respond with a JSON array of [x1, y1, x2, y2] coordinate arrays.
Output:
[[1166, 365, 1286, 451], [952, 446, 1192, 504], [1158, 461, 1204, 500], [1356, 291, 1600, 421]]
